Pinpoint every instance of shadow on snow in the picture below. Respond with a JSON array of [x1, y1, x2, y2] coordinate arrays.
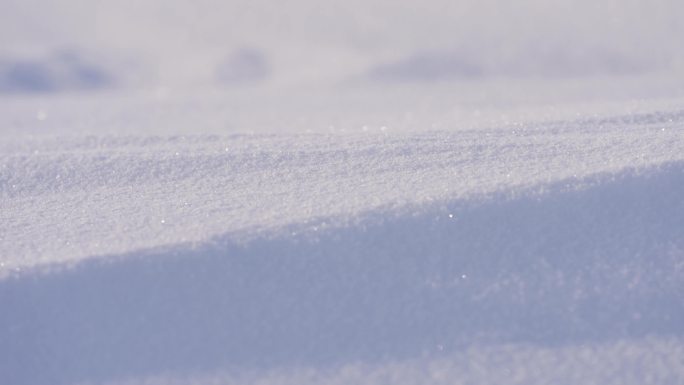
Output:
[[1, 162, 683, 384]]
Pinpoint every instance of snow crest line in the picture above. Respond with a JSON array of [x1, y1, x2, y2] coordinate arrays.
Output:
[[2, 124, 683, 272], [1, 162, 683, 385]]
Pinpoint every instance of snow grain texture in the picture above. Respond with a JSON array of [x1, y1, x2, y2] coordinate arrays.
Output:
[[1, 98, 684, 385], [1, 112, 683, 272]]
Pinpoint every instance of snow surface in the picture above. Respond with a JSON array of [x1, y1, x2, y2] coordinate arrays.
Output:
[[2, 1, 684, 384]]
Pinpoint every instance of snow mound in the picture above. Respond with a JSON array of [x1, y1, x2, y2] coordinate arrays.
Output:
[[1, 94, 683, 384], [2, 160, 683, 385], [2, 1, 684, 384], [2, 110, 683, 272]]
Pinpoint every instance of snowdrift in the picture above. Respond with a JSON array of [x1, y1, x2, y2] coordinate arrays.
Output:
[[2, 1, 684, 383], [2, 161, 683, 385]]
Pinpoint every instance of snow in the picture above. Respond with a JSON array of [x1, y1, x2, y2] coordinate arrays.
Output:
[[1, 1, 684, 384], [2, 110, 683, 272]]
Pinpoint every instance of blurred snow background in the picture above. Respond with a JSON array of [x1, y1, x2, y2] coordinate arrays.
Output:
[[1, 0, 684, 91]]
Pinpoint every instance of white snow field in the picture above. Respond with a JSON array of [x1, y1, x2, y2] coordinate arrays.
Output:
[[2, 1, 684, 384]]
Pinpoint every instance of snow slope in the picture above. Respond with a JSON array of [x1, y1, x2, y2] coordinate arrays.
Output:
[[2, 0, 684, 384], [2, 90, 684, 384], [2, 94, 683, 272]]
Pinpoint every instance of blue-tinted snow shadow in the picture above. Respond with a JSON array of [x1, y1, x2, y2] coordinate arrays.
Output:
[[368, 46, 657, 82], [0, 49, 113, 94], [215, 47, 270, 86], [1, 163, 683, 385]]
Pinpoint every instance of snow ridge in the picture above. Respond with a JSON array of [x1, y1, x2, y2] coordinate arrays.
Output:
[[2, 111, 683, 273], [2, 160, 683, 384]]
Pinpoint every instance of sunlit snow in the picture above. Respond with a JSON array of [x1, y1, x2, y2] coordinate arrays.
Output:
[[1, 1, 683, 384]]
